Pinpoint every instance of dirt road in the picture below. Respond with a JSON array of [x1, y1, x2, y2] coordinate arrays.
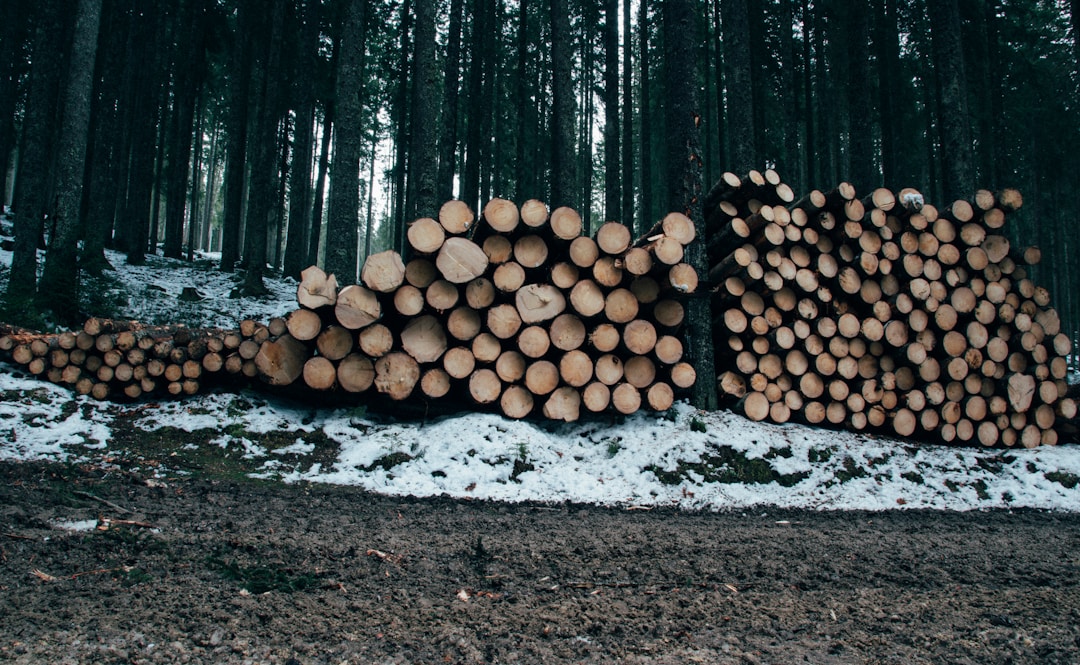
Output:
[[1, 461, 1078, 664]]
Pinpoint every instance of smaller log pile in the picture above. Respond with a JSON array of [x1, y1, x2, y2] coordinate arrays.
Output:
[[0, 198, 700, 422], [707, 169, 1076, 447], [0, 318, 257, 400]]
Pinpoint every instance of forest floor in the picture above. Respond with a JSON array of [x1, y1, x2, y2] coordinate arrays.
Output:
[[2, 459, 1080, 665]]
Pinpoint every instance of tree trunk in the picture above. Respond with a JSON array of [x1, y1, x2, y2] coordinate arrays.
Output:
[[637, 4, 652, 235], [82, 0, 128, 274], [603, 0, 620, 222], [845, 1, 874, 190], [241, 0, 285, 295], [550, 0, 576, 207], [163, 0, 204, 260], [410, 0, 438, 220], [324, 0, 368, 284], [219, 0, 252, 272], [7, 0, 63, 309], [37, 0, 102, 325], [621, 0, 634, 225], [282, 0, 320, 281], [930, 0, 975, 202], [438, 0, 464, 202], [721, 0, 755, 173], [663, 0, 716, 411], [391, 0, 412, 246]]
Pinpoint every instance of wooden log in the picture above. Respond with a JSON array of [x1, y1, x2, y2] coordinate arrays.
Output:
[[667, 263, 698, 294], [436, 237, 489, 284], [669, 362, 696, 389], [500, 385, 535, 419], [439, 199, 475, 234], [407, 217, 446, 254], [623, 320, 658, 356], [472, 332, 502, 364], [313, 326, 354, 362], [495, 350, 527, 383], [447, 306, 482, 341], [661, 212, 697, 245], [483, 234, 513, 264], [559, 349, 594, 387], [604, 288, 639, 324], [464, 277, 496, 310], [596, 221, 632, 255], [493, 262, 526, 292], [647, 382, 675, 411], [400, 315, 447, 363], [551, 262, 580, 289], [569, 236, 600, 268], [487, 304, 523, 339], [582, 382, 612, 412], [621, 247, 653, 276], [543, 386, 581, 421], [297, 266, 340, 309], [335, 284, 381, 329], [514, 234, 549, 268], [483, 197, 520, 233], [589, 323, 621, 352], [611, 383, 642, 415], [405, 258, 439, 288], [255, 335, 308, 386], [654, 335, 684, 364], [421, 368, 452, 398], [592, 256, 624, 287], [393, 284, 425, 316], [362, 250, 407, 292], [570, 279, 606, 318], [303, 356, 337, 390], [373, 352, 420, 400], [550, 206, 583, 240], [517, 326, 551, 359], [286, 308, 323, 341], [549, 313, 586, 351], [524, 360, 560, 395], [468, 368, 502, 404], [442, 345, 477, 375], [520, 199, 550, 228], [516, 284, 567, 323], [1006, 373, 1037, 413], [425, 279, 460, 312], [358, 323, 394, 358]]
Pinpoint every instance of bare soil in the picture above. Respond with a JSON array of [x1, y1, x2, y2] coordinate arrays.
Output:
[[1, 460, 1079, 665]]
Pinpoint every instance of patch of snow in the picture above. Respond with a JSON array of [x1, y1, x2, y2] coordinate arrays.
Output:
[[51, 519, 99, 532]]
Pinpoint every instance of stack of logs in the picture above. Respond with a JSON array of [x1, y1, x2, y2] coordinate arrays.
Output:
[[707, 169, 1077, 447], [0, 198, 700, 422]]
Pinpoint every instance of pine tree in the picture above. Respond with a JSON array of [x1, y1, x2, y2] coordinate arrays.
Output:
[[37, 0, 103, 325], [324, 0, 368, 283]]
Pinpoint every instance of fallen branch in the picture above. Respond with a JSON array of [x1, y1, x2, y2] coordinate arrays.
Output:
[[73, 490, 133, 514]]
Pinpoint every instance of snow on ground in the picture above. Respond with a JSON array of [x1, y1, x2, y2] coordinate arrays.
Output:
[[1, 217, 1079, 511]]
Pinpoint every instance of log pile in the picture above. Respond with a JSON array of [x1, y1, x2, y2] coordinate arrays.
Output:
[[0, 198, 700, 422], [707, 169, 1076, 447]]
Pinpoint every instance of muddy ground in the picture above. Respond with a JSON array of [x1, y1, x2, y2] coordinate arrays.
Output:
[[1, 461, 1079, 665]]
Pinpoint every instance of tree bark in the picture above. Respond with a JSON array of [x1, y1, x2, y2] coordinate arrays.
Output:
[[282, 0, 320, 280], [325, 0, 368, 284], [7, 0, 63, 309], [663, 0, 714, 410], [930, 0, 975, 202], [37, 0, 102, 325], [438, 0, 464, 202], [550, 0, 576, 207], [603, 0, 620, 222], [722, 0, 755, 173], [410, 0, 438, 220], [241, 0, 285, 295]]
